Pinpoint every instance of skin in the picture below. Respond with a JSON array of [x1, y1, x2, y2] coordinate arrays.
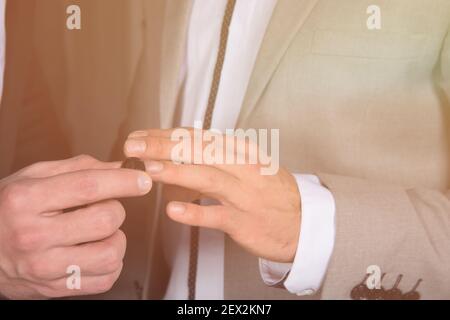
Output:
[[0, 155, 152, 299], [124, 128, 301, 263]]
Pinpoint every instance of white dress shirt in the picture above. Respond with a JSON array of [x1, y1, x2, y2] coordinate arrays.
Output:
[[163, 0, 336, 299]]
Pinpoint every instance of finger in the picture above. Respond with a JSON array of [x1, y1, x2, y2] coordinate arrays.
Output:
[[125, 129, 224, 163], [128, 128, 256, 160], [17, 155, 121, 179], [34, 264, 123, 298], [124, 135, 178, 161], [49, 200, 126, 247], [124, 130, 261, 179], [23, 168, 152, 213], [23, 230, 127, 281], [166, 201, 234, 232], [145, 160, 239, 202]]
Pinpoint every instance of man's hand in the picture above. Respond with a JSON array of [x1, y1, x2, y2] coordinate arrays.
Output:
[[0, 155, 152, 299], [124, 129, 301, 263]]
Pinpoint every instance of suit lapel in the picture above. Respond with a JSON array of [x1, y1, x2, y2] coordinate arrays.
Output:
[[160, 0, 193, 128], [237, 0, 319, 127]]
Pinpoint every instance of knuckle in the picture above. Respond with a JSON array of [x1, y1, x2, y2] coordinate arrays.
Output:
[[102, 259, 123, 275], [94, 202, 125, 237], [109, 201, 126, 224], [75, 154, 97, 165], [1, 182, 30, 212], [19, 162, 48, 176], [116, 229, 127, 247], [102, 253, 123, 274], [102, 244, 122, 270], [96, 211, 120, 236]]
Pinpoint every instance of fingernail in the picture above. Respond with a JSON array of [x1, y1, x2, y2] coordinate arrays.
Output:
[[125, 139, 147, 155], [145, 161, 164, 174], [168, 202, 186, 215], [129, 131, 148, 138], [137, 173, 152, 193]]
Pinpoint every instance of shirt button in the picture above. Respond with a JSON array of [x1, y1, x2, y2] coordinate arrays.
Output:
[[297, 289, 315, 296]]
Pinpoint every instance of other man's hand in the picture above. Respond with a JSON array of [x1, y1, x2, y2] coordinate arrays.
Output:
[[124, 129, 301, 263], [0, 155, 152, 299]]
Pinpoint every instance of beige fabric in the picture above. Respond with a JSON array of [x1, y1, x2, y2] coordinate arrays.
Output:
[[0, 0, 34, 177], [33, 0, 156, 160], [152, 0, 450, 299]]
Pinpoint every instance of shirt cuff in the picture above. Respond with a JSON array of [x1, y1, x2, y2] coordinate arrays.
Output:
[[259, 174, 336, 296]]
